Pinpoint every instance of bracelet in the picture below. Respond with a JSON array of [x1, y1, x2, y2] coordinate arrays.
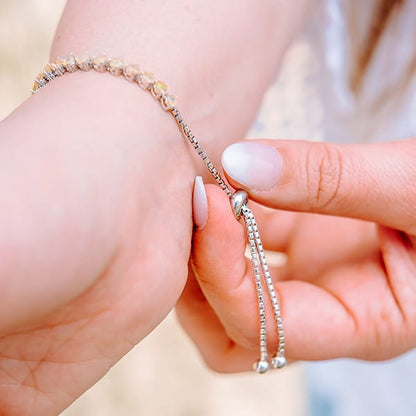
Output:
[[31, 54, 287, 373]]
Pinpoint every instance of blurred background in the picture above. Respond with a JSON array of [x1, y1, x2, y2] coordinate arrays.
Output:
[[0, 1, 312, 415]]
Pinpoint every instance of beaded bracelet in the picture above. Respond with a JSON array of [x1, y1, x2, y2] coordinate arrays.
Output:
[[31, 54, 287, 373]]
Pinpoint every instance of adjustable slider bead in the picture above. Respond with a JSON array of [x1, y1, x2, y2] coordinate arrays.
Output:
[[231, 189, 248, 219]]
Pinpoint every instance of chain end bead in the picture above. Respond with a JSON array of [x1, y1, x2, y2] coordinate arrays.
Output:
[[271, 355, 287, 369], [253, 359, 270, 374]]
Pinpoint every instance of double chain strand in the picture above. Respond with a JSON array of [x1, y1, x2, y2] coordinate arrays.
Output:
[[31, 54, 286, 373]]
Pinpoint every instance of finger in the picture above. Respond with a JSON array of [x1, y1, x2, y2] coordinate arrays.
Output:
[[191, 182, 286, 356], [192, 183, 248, 292], [178, 179, 264, 371], [284, 215, 379, 282], [221, 139, 416, 234], [176, 266, 257, 372], [188, 182, 367, 362], [249, 202, 298, 252], [378, 226, 416, 329]]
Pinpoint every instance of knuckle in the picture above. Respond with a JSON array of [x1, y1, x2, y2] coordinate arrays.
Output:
[[305, 142, 343, 210]]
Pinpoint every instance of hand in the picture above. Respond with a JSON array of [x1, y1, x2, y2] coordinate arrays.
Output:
[[177, 139, 416, 372]]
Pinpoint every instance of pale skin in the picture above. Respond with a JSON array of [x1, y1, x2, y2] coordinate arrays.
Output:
[[0, 0, 312, 414], [176, 139, 416, 372]]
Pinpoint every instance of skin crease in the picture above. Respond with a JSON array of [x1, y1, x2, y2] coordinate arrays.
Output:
[[176, 138, 416, 372], [0, 1, 313, 414]]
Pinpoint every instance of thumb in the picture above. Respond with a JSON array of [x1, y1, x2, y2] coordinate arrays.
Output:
[[222, 139, 416, 234]]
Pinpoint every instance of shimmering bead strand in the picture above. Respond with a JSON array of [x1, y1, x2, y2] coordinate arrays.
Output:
[[31, 54, 178, 112]]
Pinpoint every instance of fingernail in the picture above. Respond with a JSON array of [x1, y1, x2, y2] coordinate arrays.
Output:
[[193, 176, 208, 229], [221, 142, 282, 191]]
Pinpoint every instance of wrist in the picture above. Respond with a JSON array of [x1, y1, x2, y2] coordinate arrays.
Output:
[[0, 68, 197, 334], [50, 0, 311, 161]]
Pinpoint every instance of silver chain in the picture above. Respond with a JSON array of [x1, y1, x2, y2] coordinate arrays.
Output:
[[242, 206, 286, 370], [242, 206, 270, 371], [31, 54, 287, 373], [174, 108, 287, 372], [171, 107, 233, 198]]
